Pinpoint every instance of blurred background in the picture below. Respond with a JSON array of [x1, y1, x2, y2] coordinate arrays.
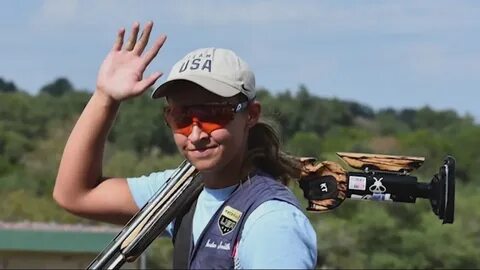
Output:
[[0, 0, 479, 269]]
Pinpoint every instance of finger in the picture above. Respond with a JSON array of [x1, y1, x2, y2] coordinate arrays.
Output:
[[112, 28, 125, 51], [133, 72, 163, 93], [133, 21, 153, 55], [124, 22, 140, 51], [142, 35, 167, 69]]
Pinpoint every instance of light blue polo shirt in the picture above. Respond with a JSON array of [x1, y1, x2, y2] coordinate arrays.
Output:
[[127, 170, 317, 269]]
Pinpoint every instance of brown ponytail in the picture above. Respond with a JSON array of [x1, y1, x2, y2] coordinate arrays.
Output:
[[244, 118, 302, 185]]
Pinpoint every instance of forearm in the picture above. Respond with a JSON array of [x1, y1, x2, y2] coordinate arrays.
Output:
[[51, 21, 166, 223], [54, 91, 120, 202]]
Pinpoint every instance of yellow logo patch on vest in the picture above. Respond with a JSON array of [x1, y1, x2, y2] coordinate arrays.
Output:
[[218, 206, 242, 235]]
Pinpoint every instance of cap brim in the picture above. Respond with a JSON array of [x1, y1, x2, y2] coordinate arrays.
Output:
[[151, 75, 241, 99]]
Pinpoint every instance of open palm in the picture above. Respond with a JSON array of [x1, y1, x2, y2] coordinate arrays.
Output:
[[96, 21, 166, 101]]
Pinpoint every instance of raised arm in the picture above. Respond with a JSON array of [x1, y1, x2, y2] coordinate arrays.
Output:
[[53, 21, 166, 225]]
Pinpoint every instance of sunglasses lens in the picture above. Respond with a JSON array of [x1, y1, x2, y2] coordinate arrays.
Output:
[[198, 122, 224, 134], [164, 107, 191, 129], [191, 106, 233, 124]]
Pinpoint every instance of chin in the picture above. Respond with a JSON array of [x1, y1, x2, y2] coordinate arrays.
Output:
[[189, 158, 221, 172], [184, 146, 223, 171]]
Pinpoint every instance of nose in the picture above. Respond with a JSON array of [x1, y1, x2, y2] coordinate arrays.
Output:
[[188, 121, 209, 142]]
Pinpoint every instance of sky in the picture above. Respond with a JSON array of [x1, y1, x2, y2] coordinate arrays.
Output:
[[1, 1, 479, 121]]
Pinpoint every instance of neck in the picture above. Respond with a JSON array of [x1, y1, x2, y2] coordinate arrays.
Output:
[[201, 171, 240, 189]]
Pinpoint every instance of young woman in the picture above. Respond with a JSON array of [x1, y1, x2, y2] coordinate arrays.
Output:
[[53, 21, 317, 269]]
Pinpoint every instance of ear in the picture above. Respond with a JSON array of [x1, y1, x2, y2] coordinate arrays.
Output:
[[246, 101, 261, 128]]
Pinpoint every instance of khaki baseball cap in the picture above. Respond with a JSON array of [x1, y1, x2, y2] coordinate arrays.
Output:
[[152, 48, 256, 100]]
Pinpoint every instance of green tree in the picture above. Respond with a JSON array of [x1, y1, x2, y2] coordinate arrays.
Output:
[[110, 92, 176, 154], [286, 131, 322, 157], [0, 78, 18, 92], [39, 77, 74, 97]]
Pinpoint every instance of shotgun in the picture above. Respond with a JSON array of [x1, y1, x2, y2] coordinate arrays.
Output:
[[87, 153, 456, 269]]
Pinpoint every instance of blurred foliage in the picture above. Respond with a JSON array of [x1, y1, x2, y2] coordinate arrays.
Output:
[[0, 77, 479, 268], [39, 77, 75, 97], [0, 78, 18, 93]]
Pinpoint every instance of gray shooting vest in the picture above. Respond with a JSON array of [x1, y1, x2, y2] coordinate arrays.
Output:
[[172, 170, 301, 269]]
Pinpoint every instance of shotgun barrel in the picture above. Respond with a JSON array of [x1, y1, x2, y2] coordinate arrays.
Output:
[[87, 160, 202, 270]]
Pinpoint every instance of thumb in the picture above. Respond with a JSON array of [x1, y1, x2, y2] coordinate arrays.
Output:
[[133, 72, 163, 94]]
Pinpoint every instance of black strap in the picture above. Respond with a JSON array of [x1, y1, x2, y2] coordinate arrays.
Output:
[[172, 198, 197, 269]]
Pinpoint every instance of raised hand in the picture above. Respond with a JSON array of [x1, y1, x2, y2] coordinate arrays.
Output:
[[96, 21, 166, 102]]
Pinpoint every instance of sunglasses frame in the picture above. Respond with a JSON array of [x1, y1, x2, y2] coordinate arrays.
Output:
[[163, 100, 250, 135]]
